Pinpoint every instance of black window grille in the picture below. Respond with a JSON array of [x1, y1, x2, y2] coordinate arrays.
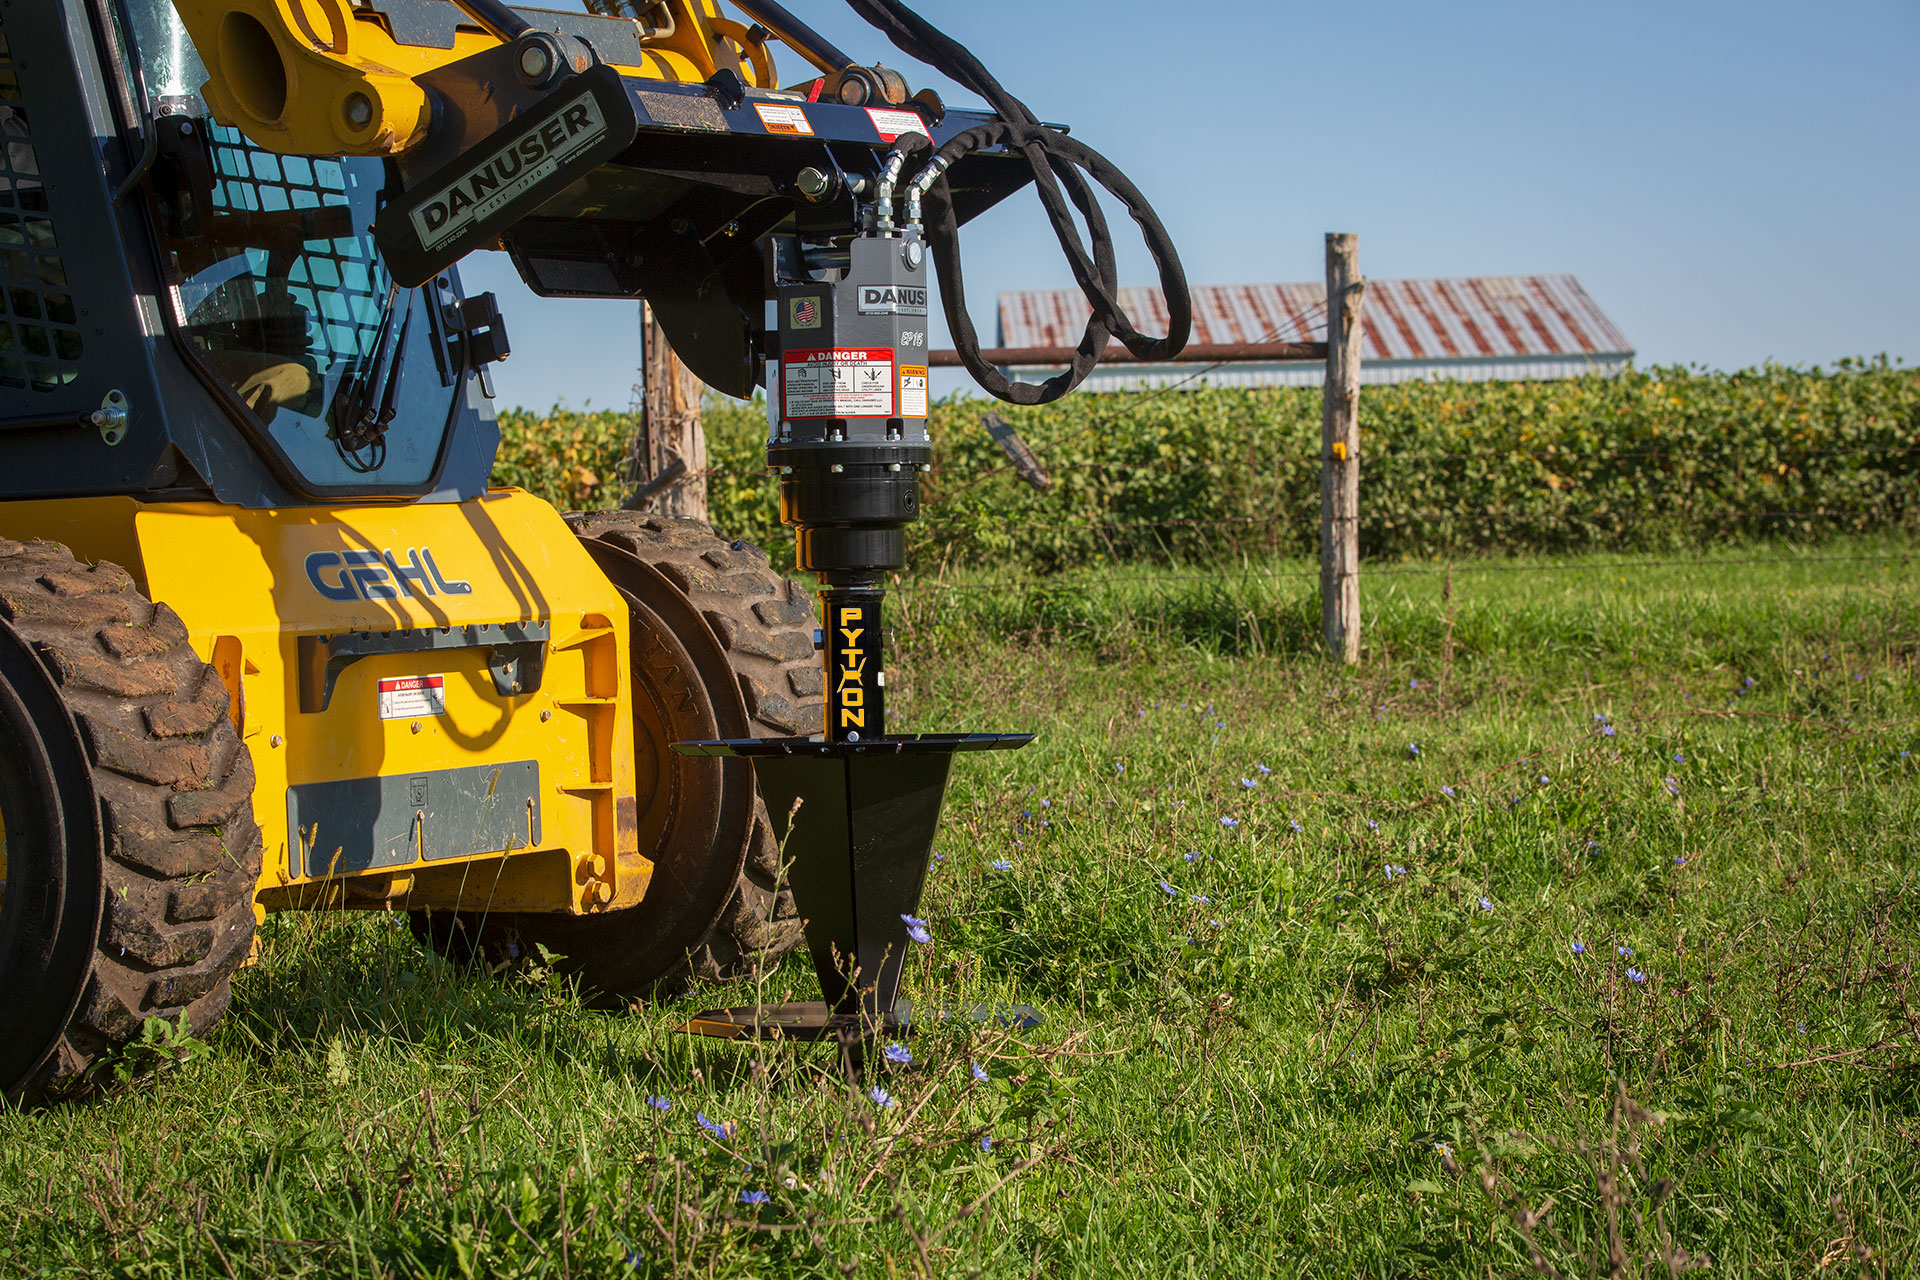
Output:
[[0, 27, 83, 393]]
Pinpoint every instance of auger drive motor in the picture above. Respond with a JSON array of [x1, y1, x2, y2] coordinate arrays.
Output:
[[0, 0, 1187, 1100]]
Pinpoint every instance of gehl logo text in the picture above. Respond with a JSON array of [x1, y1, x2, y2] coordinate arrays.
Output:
[[837, 606, 868, 730], [305, 549, 473, 602]]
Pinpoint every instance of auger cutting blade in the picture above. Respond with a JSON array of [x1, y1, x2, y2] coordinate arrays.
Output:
[[672, 734, 1031, 1040]]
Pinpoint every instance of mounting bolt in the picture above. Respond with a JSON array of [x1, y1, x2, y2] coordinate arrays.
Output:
[[795, 167, 833, 201], [269, 734, 283, 748], [515, 34, 561, 87], [410, 721, 422, 734], [540, 708, 552, 722], [91, 389, 128, 446], [831, 463, 844, 473], [342, 91, 374, 131]]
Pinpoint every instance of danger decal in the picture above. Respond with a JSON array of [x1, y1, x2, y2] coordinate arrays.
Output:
[[782, 348, 896, 419], [865, 107, 928, 144], [378, 674, 447, 721]]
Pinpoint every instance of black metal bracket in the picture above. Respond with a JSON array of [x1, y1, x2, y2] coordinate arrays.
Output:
[[297, 621, 549, 714]]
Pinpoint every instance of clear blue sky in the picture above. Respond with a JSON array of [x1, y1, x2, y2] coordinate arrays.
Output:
[[464, 0, 1919, 412]]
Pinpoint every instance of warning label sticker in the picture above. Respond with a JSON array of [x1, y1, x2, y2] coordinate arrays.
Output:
[[378, 674, 447, 721], [783, 348, 896, 419], [866, 107, 928, 144], [753, 103, 814, 136], [899, 364, 928, 418]]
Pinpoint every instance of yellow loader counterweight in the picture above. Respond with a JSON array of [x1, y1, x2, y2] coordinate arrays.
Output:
[[0, 0, 1188, 1099]]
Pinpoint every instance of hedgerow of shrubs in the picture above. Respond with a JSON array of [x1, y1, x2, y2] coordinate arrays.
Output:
[[494, 359, 1918, 571]]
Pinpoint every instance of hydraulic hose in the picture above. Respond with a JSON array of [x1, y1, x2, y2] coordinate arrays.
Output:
[[839, 0, 1191, 404]]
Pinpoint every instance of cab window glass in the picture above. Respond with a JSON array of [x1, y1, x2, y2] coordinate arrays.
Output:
[[124, 1, 460, 489]]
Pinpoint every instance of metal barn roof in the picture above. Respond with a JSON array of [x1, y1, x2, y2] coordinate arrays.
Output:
[[998, 274, 1634, 390]]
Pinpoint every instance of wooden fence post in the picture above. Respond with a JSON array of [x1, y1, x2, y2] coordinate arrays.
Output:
[[1320, 233, 1365, 663], [630, 303, 709, 519]]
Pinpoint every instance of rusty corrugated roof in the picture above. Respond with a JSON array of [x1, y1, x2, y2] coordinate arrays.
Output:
[[999, 274, 1633, 363]]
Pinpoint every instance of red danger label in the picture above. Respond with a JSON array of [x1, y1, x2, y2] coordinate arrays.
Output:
[[377, 673, 447, 720], [782, 348, 896, 419]]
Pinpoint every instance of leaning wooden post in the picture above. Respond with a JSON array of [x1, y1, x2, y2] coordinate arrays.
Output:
[[1320, 233, 1365, 663], [633, 303, 710, 519]]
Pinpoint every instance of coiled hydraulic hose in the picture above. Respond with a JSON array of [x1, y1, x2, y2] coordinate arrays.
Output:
[[840, 0, 1192, 405]]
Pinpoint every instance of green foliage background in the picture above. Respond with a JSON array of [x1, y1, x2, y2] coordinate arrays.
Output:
[[494, 360, 1918, 570]]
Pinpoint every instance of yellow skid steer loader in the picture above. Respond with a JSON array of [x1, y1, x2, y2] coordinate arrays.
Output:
[[0, 0, 1187, 1099]]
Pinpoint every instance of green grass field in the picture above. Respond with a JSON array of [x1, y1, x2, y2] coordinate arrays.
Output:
[[5, 539, 1919, 1278]]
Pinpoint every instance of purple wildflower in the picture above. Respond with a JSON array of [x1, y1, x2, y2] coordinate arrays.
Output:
[[1627, 968, 1648, 984], [1220, 816, 1239, 829], [1240, 777, 1258, 789], [645, 1095, 672, 1112], [1159, 880, 1178, 896], [868, 1086, 897, 1109], [990, 859, 1013, 872], [900, 913, 932, 944], [696, 1112, 734, 1140], [1185, 850, 1202, 863], [971, 1062, 989, 1084], [740, 1191, 770, 1206], [1570, 941, 1588, 955], [1408, 743, 1421, 758], [883, 1043, 912, 1065], [981, 1135, 994, 1152], [1478, 897, 1493, 912]]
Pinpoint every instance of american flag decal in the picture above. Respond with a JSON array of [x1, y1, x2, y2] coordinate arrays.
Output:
[[790, 296, 820, 329]]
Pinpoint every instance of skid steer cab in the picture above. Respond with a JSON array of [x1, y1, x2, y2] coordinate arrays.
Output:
[[0, 0, 1186, 1099]]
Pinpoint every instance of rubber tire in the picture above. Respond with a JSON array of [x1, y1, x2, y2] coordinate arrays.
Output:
[[0, 538, 262, 1102], [411, 515, 823, 995]]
